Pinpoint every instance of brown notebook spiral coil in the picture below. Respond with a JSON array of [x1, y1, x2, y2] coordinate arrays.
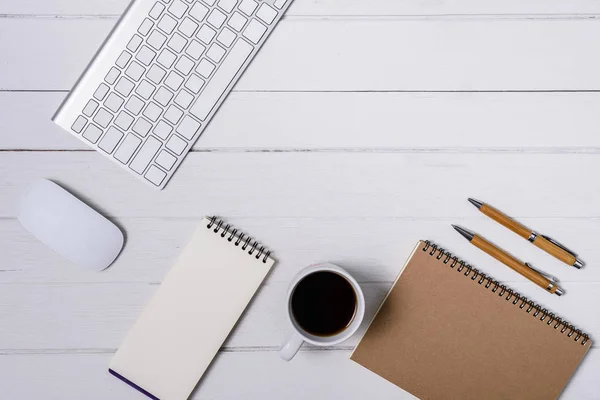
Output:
[[206, 216, 271, 263], [422, 240, 590, 346]]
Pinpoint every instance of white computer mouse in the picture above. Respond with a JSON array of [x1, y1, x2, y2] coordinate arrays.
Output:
[[17, 179, 124, 271]]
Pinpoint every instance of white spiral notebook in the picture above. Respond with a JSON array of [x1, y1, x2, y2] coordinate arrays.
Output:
[[109, 217, 275, 400]]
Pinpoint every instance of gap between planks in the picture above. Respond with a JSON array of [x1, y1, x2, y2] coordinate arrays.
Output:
[[2, 14, 600, 21]]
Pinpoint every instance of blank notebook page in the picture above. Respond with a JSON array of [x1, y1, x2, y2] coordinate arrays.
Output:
[[351, 240, 591, 400], [110, 217, 274, 400]]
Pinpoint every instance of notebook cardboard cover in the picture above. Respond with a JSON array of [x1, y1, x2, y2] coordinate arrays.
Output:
[[351, 241, 591, 400]]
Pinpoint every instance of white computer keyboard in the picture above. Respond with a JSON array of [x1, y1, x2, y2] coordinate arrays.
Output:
[[53, 0, 292, 189]]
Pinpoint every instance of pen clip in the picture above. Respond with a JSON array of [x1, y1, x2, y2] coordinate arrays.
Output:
[[525, 262, 558, 283], [540, 235, 578, 257]]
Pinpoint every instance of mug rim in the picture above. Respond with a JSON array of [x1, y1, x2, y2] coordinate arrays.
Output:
[[286, 263, 365, 346]]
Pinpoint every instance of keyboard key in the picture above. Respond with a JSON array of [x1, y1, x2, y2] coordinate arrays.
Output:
[[190, 40, 252, 120], [243, 20, 267, 44], [153, 120, 173, 139], [158, 14, 178, 34], [147, 30, 167, 50], [136, 80, 156, 99], [125, 96, 145, 115], [166, 135, 187, 155], [218, 0, 237, 13], [165, 72, 184, 91], [147, 64, 167, 84], [71, 116, 87, 133], [154, 87, 174, 106], [179, 17, 199, 37], [189, 3, 209, 22], [256, 4, 277, 24], [197, 25, 216, 44], [125, 61, 145, 81], [174, 90, 194, 108], [239, 0, 258, 16], [138, 18, 154, 36], [83, 124, 103, 143], [202, 0, 217, 5], [82, 99, 99, 117], [196, 59, 215, 78], [115, 77, 135, 96], [185, 74, 205, 93], [176, 115, 201, 139], [136, 46, 156, 66], [149, 2, 166, 19], [207, 9, 227, 28], [93, 83, 110, 101], [93, 108, 113, 128], [164, 105, 184, 124], [116, 51, 132, 68], [168, 0, 188, 18], [114, 111, 135, 130], [228, 12, 247, 32], [274, 0, 287, 9], [132, 117, 153, 136], [130, 136, 162, 173], [185, 40, 206, 60], [98, 127, 124, 153], [175, 56, 195, 75], [127, 35, 143, 52], [105, 93, 124, 112], [143, 102, 163, 122], [168, 33, 188, 53], [114, 134, 142, 164], [217, 27, 236, 47], [105, 67, 121, 84], [145, 166, 167, 186], [157, 49, 177, 68], [207, 43, 226, 63], [156, 150, 177, 170]]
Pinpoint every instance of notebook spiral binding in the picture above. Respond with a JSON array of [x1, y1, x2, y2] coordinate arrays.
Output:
[[422, 240, 590, 346], [206, 216, 271, 263]]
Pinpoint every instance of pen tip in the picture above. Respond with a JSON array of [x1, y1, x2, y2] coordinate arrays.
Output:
[[452, 225, 475, 241], [468, 198, 483, 209], [574, 259, 584, 269]]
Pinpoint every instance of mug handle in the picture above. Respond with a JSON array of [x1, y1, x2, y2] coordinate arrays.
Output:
[[279, 332, 304, 361]]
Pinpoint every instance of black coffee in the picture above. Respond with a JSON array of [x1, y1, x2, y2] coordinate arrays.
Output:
[[290, 271, 357, 337]]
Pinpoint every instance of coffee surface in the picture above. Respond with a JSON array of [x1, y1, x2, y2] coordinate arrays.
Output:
[[291, 271, 357, 337]]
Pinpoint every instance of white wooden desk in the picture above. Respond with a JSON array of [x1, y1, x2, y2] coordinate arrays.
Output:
[[1, 1, 600, 398]]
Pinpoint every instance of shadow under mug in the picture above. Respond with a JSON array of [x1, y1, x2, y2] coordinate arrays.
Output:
[[279, 263, 365, 361]]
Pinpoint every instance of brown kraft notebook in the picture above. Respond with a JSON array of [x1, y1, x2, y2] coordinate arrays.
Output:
[[351, 240, 591, 400]]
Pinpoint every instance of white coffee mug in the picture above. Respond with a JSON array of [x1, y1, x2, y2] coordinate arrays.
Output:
[[279, 263, 365, 361]]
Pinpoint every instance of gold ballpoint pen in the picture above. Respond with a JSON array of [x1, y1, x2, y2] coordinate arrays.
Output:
[[452, 225, 564, 296], [468, 198, 584, 269]]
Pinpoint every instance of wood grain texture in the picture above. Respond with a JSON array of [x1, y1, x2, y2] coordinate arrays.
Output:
[[2, 152, 599, 218], [2, 0, 600, 398], [5, 91, 600, 151], [1, 350, 599, 399], [2, 217, 598, 285], [481, 203, 533, 238], [4, 19, 600, 91], [472, 234, 556, 292], [4, 0, 600, 16], [534, 235, 578, 266], [0, 281, 596, 351]]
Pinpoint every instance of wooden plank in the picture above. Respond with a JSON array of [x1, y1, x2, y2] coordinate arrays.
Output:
[[3, 19, 600, 91], [2, 216, 599, 284], [4, 0, 600, 16], [1, 153, 599, 219], [0, 280, 597, 350], [1, 349, 598, 399], [5, 91, 600, 150]]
